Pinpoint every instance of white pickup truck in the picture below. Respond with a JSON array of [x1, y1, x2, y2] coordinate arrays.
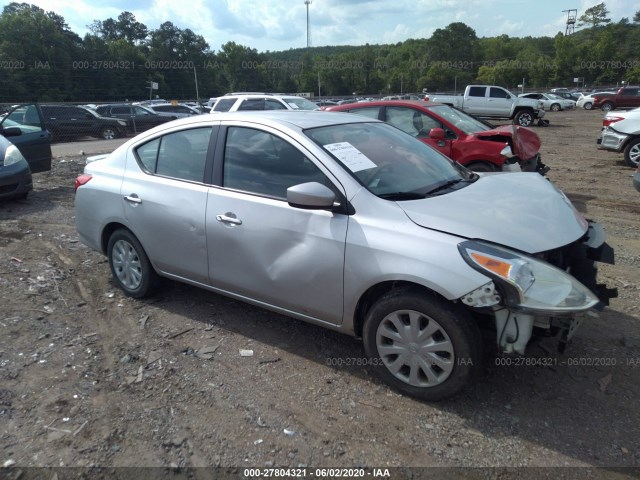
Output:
[[425, 85, 547, 127]]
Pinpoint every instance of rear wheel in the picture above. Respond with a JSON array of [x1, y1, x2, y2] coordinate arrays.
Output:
[[513, 110, 534, 127], [107, 229, 158, 298], [601, 102, 614, 112], [363, 289, 482, 401], [624, 138, 640, 168]]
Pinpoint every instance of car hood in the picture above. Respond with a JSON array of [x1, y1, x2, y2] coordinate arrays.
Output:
[[473, 125, 541, 160], [398, 173, 588, 254]]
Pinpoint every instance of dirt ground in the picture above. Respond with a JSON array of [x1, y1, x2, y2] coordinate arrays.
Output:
[[1, 109, 639, 478]]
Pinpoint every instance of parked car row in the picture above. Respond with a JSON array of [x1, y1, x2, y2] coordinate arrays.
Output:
[[518, 92, 576, 112], [5, 102, 207, 142], [593, 86, 640, 112]]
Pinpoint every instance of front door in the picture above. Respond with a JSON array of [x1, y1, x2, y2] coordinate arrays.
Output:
[[206, 125, 348, 324], [0, 104, 52, 173]]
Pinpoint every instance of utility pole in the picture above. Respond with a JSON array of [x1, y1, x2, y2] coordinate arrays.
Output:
[[305, 0, 312, 48]]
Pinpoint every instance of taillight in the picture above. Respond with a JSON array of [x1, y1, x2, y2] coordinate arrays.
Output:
[[603, 116, 624, 127], [74, 174, 92, 192]]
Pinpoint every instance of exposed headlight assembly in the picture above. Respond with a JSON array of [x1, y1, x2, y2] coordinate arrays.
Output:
[[3, 145, 27, 167], [458, 240, 598, 314]]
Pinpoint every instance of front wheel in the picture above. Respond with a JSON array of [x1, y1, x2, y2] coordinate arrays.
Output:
[[513, 110, 534, 127], [465, 161, 496, 173], [550, 103, 561, 112], [583, 102, 593, 110], [363, 290, 482, 401], [100, 127, 118, 140], [624, 137, 640, 168], [107, 229, 158, 298]]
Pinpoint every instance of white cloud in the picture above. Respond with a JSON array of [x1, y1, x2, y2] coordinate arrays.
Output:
[[4, 0, 640, 52]]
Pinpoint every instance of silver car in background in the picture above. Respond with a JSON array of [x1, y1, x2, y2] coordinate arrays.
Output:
[[75, 111, 616, 400]]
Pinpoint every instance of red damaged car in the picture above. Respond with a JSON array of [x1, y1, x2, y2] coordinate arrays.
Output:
[[325, 100, 546, 174]]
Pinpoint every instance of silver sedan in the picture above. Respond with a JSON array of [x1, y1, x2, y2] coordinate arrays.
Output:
[[75, 111, 615, 400]]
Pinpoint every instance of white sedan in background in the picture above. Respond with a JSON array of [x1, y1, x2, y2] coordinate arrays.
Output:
[[518, 93, 576, 111]]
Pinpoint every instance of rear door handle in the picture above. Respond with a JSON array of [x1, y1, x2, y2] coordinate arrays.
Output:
[[124, 195, 142, 204]]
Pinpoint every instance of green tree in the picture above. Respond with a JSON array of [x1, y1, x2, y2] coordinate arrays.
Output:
[[0, 3, 80, 101], [578, 3, 611, 29]]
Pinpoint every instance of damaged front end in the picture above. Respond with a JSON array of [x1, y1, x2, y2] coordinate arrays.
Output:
[[475, 125, 549, 175], [457, 222, 617, 354]]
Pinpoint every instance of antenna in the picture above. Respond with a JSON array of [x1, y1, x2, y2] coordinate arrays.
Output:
[[305, 0, 312, 47], [562, 9, 577, 35]]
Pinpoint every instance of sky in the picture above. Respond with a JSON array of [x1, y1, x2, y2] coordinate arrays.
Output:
[[4, 0, 640, 52]]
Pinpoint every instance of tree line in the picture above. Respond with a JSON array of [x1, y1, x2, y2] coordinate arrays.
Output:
[[0, 2, 639, 103]]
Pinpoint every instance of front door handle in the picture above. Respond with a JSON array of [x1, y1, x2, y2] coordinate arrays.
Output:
[[216, 214, 242, 225], [124, 194, 142, 204]]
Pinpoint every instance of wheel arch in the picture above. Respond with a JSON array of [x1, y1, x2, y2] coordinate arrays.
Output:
[[352, 280, 452, 339], [101, 222, 133, 254]]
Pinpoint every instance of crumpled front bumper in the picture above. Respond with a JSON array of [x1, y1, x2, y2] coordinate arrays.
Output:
[[567, 221, 617, 309]]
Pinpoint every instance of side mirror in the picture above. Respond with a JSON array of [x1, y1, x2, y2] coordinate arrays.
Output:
[[1, 126, 22, 138], [287, 182, 336, 209], [429, 128, 445, 140]]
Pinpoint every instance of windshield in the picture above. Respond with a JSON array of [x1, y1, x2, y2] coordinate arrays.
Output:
[[284, 97, 319, 111], [305, 121, 472, 198], [428, 105, 491, 134]]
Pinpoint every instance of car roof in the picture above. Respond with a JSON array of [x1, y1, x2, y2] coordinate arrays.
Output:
[[149, 102, 193, 107], [146, 110, 381, 131], [325, 99, 444, 110]]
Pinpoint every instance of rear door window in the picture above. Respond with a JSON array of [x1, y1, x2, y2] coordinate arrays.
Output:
[[213, 98, 238, 112], [135, 128, 213, 182]]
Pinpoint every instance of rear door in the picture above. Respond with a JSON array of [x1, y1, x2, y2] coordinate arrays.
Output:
[[120, 126, 215, 282], [486, 87, 514, 116], [461, 86, 488, 115], [0, 104, 52, 173]]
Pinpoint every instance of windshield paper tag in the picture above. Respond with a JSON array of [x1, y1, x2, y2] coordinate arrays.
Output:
[[324, 142, 376, 172]]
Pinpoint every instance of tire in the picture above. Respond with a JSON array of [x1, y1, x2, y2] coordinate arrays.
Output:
[[107, 229, 158, 298], [465, 161, 496, 173], [363, 289, 482, 401], [583, 102, 593, 110], [624, 137, 640, 168], [550, 103, 561, 112], [100, 127, 118, 140], [600, 102, 614, 112], [513, 110, 534, 127]]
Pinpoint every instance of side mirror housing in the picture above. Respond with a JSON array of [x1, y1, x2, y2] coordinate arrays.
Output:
[[429, 128, 445, 140], [287, 182, 336, 210]]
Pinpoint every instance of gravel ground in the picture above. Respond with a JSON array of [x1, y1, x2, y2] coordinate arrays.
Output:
[[0, 109, 639, 479]]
